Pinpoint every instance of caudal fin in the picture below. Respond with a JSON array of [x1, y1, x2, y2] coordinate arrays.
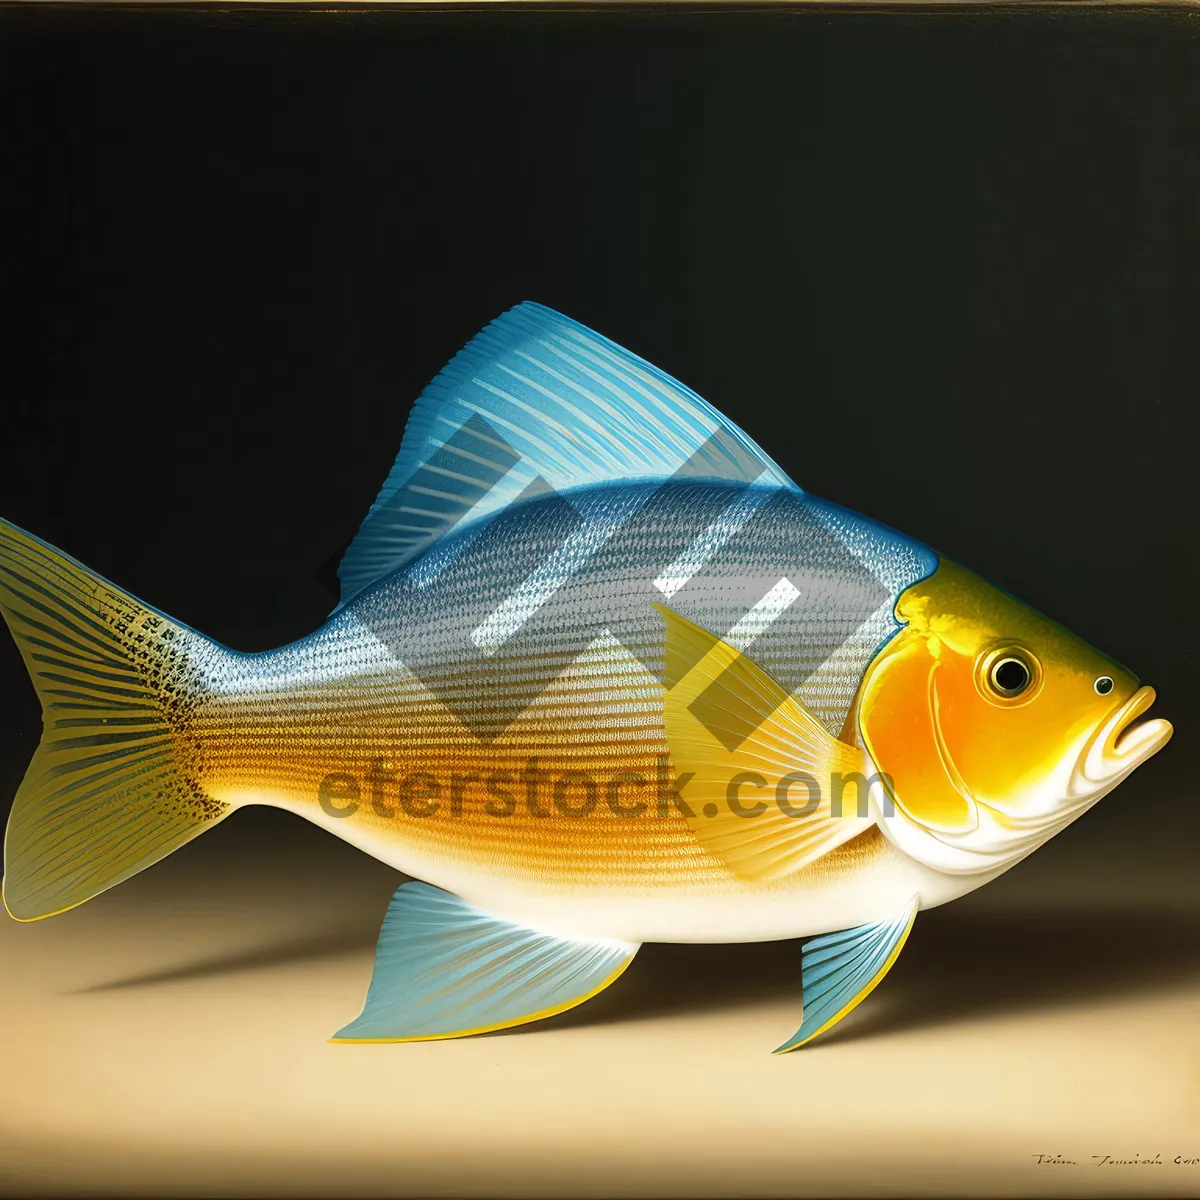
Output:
[[0, 520, 230, 920]]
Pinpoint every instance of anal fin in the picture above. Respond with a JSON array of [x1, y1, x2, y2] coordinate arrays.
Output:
[[775, 896, 918, 1052], [332, 882, 638, 1043]]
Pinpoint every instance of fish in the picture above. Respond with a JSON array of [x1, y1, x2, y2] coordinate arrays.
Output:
[[0, 302, 1173, 1051]]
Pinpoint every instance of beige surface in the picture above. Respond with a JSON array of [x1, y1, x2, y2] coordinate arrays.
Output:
[[2, 807, 1198, 1199]]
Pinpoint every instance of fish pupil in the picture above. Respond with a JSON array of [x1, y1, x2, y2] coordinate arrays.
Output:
[[992, 658, 1030, 695], [1095, 676, 1114, 695]]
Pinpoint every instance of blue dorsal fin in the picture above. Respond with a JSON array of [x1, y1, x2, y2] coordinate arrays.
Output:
[[336, 302, 800, 607]]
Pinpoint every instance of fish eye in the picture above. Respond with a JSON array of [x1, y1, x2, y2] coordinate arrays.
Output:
[[989, 657, 1031, 696], [977, 647, 1040, 704], [1094, 676, 1114, 695]]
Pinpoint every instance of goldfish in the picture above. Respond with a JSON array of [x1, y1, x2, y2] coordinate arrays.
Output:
[[0, 303, 1172, 1051]]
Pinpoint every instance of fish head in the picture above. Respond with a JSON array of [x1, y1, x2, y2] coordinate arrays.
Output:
[[857, 558, 1172, 874]]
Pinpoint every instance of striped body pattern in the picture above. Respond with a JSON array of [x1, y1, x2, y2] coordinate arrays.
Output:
[[195, 480, 941, 942]]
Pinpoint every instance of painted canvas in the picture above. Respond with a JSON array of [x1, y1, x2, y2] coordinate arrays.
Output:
[[0, 3, 1194, 1198]]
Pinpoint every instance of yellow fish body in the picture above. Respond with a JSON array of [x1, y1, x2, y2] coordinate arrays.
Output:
[[0, 304, 1172, 1050]]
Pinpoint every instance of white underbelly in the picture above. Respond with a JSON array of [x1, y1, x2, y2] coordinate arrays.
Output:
[[239, 788, 1004, 944], [308, 811, 1000, 944], [441, 848, 999, 944]]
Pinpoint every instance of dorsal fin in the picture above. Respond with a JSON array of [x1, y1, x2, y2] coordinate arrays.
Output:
[[336, 303, 799, 607]]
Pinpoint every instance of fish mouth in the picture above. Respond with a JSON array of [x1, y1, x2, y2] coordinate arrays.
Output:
[[1081, 685, 1173, 785]]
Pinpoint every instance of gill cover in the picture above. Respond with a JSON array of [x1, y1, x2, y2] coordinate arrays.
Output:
[[858, 630, 979, 834]]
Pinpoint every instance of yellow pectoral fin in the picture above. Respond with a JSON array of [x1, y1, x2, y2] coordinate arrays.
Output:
[[859, 638, 977, 833], [656, 604, 872, 882]]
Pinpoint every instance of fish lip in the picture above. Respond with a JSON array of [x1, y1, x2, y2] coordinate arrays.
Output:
[[1086, 685, 1173, 780]]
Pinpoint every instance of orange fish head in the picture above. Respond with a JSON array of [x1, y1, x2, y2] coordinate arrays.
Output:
[[857, 558, 1172, 870]]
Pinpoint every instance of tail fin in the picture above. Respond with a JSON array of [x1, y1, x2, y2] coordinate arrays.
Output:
[[0, 520, 230, 920]]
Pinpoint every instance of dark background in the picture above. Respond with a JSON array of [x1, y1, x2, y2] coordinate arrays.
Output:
[[0, 4, 1194, 876]]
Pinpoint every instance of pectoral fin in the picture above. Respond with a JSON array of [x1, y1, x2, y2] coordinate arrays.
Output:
[[332, 882, 639, 1043], [775, 896, 918, 1052], [658, 603, 874, 882]]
